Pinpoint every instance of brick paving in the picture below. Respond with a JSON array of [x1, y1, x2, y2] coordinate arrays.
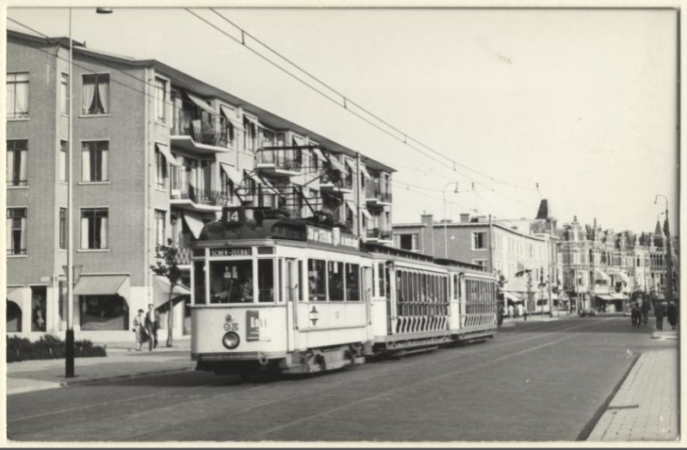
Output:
[[587, 348, 679, 441]]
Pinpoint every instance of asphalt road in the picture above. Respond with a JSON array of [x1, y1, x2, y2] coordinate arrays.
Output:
[[8, 315, 675, 443]]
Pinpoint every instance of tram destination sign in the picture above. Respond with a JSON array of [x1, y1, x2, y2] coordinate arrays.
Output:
[[209, 248, 251, 257], [307, 226, 359, 250]]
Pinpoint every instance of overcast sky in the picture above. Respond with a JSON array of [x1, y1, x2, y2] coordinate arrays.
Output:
[[7, 7, 679, 234]]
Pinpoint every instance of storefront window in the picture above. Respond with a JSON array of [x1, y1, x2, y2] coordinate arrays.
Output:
[[328, 261, 344, 301], [80, 295, 128, 330], [209, 260, 253, 304], [31, 286, 47, 331], [308, 259, 327, 301], [346, 264, 360, 301], [7, 301, 22, 332]]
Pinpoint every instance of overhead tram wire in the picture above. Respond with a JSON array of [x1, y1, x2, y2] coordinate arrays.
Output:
[[195, 8, 537, 192]]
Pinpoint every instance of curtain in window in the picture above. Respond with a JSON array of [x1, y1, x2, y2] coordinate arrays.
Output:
[[99, 215, 108, 249], [14, 79, 28, 115], [98, 77, 109, 113], [82, 146, 91, 181], [60, 145, 68, 182], [18, 217, 26, 252], [100, 146, 108, 181], [18, 150, 27, 184], [7, 150, 14, 184], [82, 79, 96, 114], [6, 216, 12, 253], [81, 216, 89, 248], [6, 83, 15, 117]]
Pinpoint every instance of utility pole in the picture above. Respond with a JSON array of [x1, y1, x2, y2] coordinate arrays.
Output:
[[442, 182, 459, 259], [655, 195, 673, 303]]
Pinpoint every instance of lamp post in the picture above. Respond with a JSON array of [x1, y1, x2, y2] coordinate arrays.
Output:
[[654, 195, 673, 304], [442, 182, 459, 258], [66, 6, 113, 378]]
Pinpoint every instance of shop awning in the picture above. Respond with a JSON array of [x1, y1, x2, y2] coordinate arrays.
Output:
[[360, 165, 373, 180], [292, 134, 305, 147], [221, 164, 242, 186], [74, 275, 129, 297], [594, 269, 610, 282], [186, 92, 217, 115], [153, 276, 191, 308], [616, 271, 631, 284], [504, 292, 523, 303], [257, 174, 280, 195], [313, 148, 327, 161], [156, 143, 181, 167], [361, 209, 373, 220], [220, 105, 235, 120], [596, 294, 615, 301], [243, 114, 260, 127], [328, 156, 346, 173], [345, 158, 357, 172], [183, 212, 205, 239]]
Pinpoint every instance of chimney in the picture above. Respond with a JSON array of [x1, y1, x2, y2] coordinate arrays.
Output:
[[460, 213, 471, 223], [421, 214, 434, 226]]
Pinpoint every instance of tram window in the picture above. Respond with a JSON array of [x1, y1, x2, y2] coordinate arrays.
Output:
[[298, 260, 304, 301], [209, 260, 253, 304], [346, 264, 360, 301], [258, 259, 274, 303], [377, 262, 384, 298], [193, 261, 206, 304], [329, 261, 344, 301], [308, 259, 327, 301]]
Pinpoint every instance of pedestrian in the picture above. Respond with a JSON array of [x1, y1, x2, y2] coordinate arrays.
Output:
[[507, 304, 514, 318], [132, 309, 146, 351], [145, 303, 160, 351], [497, 303, 504, 327], [654, 300, 665, 331], [667, 301, 678, 330], [517, 303, 524, 319]]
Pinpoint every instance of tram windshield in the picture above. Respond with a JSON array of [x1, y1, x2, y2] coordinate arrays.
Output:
[[205, 259, 276, 304]]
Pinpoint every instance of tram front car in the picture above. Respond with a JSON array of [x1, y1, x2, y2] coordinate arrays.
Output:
[[190, 207, 373, 379]]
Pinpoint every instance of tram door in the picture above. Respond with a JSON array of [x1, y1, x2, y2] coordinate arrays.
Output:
[[285, 258, 299, 352]]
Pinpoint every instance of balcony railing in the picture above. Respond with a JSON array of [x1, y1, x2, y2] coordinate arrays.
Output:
[[173, 246, 192, 266], [321, 172, 353, 191], [170, 185, 231, 207], [172, 110, 231, 149], [257, 148, 302, 173], [366, 228, 393, 240], [365, 183, 392, 203]]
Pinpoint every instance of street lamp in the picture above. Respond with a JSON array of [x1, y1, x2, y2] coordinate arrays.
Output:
[[66, 6, 113, 378], [654, 195, 673, 304], [442, 182, 459, 258]]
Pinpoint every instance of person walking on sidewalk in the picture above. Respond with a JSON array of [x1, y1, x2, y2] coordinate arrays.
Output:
[[654, 300, 666, 331], [145, 303, 161, 351], [667, 301, 678, 330], [132, 309, 146, 351]]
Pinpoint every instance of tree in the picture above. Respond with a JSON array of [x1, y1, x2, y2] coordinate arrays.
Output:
[[496, 270, 508, 304], [150, 241, 182, 347]]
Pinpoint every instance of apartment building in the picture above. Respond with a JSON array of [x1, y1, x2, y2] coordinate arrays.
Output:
[[5, 30, 394, 342], [392, 209, 555, 314]]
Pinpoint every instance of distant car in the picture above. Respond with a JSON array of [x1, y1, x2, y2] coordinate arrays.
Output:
[[579, 308, 597, 317]]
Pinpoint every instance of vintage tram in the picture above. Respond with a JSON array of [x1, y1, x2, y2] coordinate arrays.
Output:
[[190, 207, 497, 379]]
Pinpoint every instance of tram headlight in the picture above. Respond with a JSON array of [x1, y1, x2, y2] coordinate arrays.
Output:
[[222, 332, 240, 350]]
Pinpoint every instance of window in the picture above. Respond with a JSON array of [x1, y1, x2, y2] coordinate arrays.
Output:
[[209, 260, 253, 303], [60, 73, 69, 115], [6, 208, 27, 255], [346, 264, 360, 301], [7, 73, 29, 119], [243, 117, 257, 152], [59, 208, 67, 250], [81, 208, 108, 249], [80, 295, 128, 330], [473, 231, 487, 250], [155, 148, 167, 189], [399, 234, 418, 251], [7, 140, 28, 186], [154, 77, 166, 123], [82, 73, 110, 115], [328, 261, 344, 301], [60, 141, 68, 182], [308, 259, 327, 301], [31, 286, 47, 332], [258, 259, 274, 303], [81, 141, 109, 182], [155, 210, 166, 247], [220, 170, 234, 202]]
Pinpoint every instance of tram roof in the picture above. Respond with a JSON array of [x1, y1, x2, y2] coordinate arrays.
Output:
[[433, 258, 486, 271]]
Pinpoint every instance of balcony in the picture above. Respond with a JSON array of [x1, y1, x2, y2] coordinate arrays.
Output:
[[171, 110, 233, 154], [170, 184, 230, 212], [366, 183, 393, 205], [320, 171, 354, 194], [366, 228, 393, 243], [256, 147, 302, 177], [173, 246, 192, 267]]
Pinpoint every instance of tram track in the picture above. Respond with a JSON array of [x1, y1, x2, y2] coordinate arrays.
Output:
[[9, 317, 619, 442]]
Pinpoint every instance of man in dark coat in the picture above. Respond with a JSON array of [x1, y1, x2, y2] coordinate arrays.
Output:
[[654, 301, 665, 331], [667, 301, 678, 330], [145, 303, 161, 351]]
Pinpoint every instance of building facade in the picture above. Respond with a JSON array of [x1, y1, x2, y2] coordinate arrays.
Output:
[[392, 211, 556, 314], [5, 30, 394, 342]]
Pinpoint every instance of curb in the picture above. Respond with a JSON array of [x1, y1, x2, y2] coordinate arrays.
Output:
[[58, 365, 196, 388]]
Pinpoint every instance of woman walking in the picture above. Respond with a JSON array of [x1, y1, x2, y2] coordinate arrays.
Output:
[[132, 309, 146, 351]]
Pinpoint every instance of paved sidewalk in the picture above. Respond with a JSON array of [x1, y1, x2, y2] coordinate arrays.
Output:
[[587, 348, 679, 441], [7, 338, 194, 396]]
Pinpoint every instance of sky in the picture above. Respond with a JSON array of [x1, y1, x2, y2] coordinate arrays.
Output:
[[6, 7, 679, 234]]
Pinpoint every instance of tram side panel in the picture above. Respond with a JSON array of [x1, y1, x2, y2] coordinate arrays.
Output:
[[454, 271, 498, 341]]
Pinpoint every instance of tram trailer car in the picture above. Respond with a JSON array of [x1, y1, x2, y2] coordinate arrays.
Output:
[[190, 207, 498, 378]]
